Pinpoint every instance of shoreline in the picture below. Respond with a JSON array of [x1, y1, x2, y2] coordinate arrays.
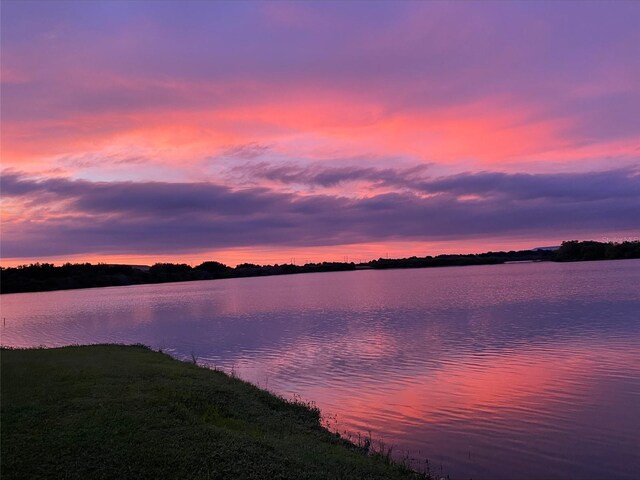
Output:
[[1, 344, 430, 479], [3, 254, 640, 296], [2, 240, 638, 295]]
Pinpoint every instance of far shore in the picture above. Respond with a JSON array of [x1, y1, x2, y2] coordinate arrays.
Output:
[[1, 240, 639, 294]]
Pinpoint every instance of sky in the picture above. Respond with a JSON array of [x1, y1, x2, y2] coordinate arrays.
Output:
[[1, 0, 639, 266]]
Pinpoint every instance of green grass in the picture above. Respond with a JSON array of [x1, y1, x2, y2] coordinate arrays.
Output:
[[1, 345, 426, 479]]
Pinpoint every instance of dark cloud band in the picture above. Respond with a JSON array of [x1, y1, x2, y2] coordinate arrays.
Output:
[[2, 168, 638, 258]]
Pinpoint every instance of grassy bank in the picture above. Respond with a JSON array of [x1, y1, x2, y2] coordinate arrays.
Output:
[[1, 345, 426, 479]]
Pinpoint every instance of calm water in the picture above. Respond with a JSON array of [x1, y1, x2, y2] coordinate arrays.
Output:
[[2, 260, 639, 479]]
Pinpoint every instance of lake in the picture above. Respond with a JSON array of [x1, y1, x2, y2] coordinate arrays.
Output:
[[2, 260, 639, 479]]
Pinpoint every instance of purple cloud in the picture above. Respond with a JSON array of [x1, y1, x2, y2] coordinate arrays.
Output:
[[228, 162, 640, 201], [226, 162, 430, 188], [2, 168, 638, 258]]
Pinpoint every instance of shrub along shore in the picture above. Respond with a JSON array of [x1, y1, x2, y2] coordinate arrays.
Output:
[[1, 344, 428, 480], [2, 240, 639, 294]]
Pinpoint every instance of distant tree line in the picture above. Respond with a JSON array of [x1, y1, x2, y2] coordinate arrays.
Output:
[[366, 248, 555, 269], [0, 261, 355, 294], [553, 240, 640, 262], [1, 241, 638, 294]]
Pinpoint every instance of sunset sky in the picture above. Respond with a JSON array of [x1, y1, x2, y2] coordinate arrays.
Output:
[[2, 0, 639, 266]]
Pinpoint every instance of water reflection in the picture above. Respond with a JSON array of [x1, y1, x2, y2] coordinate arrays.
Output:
[[2, 260, 639, 479]]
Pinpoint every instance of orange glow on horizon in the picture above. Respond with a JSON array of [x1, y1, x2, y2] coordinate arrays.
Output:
[[0, 237, 569, 268]]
